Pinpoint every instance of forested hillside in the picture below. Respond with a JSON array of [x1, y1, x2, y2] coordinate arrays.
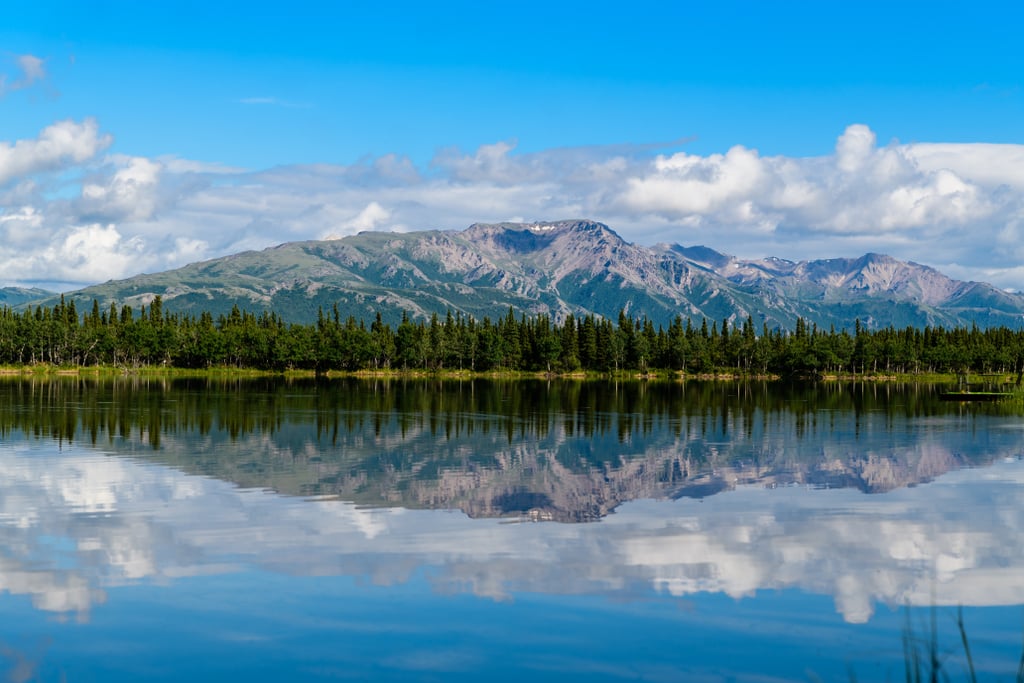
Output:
[[2, 296, 1022, 376]]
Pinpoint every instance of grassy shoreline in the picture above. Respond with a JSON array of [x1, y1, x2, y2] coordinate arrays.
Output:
[[0, 363, 998, 384]]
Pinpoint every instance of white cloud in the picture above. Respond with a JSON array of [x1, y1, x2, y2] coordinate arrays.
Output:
[[4, 119, 1024, 291], [46, 224, 146, 281], [621, 125, 998, 237], [835, 123, 877, 173], [434, 140, 525, 184], [622, 145, 768, 216], [16, 54, 46, 85], [0, 119, 111, 186], [0, 53, 46, 97], [0, 206, 45, 246], [612, 125, 1024, 285], [323, 201, 393, 239], [170, 237, 209, 263], [157, 156, 246, 175], [0, 223, 147, 286], [908, 142, 1024, 189], [80, 156, 163, 221]]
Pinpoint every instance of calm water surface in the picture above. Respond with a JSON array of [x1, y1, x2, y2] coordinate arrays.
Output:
[[0, 378, 1022, 681]]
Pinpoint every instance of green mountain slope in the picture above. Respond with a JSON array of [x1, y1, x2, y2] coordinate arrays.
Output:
[[19, 220, 1024, 330]]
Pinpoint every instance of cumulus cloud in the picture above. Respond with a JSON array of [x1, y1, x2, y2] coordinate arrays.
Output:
[[4, 119, 1024, 290], [322, 201, 392, 239], [622, 145, 769, 216], [616, 125, 1023, 284], [52, 224, 145, 277], [835, 123, 877, 173], [79, 156, 163, 222], [622, 125, 995, 237], [0, 118, 111, 186], [0, 223, 146, 286]]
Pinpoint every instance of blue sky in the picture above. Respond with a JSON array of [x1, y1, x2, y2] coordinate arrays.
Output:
[[6, 1, 1022, 165], [2, 1, 1024, 290]]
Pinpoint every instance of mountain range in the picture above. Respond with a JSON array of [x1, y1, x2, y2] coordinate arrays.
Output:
[[18, 219, 1024, 329]]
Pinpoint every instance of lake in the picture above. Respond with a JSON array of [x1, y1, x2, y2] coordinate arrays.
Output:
[[0, 377, 1022, 682]]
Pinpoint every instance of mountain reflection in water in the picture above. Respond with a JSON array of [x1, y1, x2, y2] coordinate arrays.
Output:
[[0, 377, 1022, 630], [0, 377, 1013, 521]]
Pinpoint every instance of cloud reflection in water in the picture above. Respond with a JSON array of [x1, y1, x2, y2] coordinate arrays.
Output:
[[0, 439, 1020, 624]]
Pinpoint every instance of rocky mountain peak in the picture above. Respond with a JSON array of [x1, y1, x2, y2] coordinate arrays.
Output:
[[468, 218, 618, 238], [459, 220, 629, 263], [666, 244, 734, 271]]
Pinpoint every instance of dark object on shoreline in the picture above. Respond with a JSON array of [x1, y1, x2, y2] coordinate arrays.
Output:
[[939, 391, 1011, 401]]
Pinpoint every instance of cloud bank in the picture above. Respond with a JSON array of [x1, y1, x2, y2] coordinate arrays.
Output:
[[1, 119, 1023, 291]]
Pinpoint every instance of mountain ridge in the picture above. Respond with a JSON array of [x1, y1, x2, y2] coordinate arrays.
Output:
[[1, 286, 55, 307], [17, 219, 1024, 330]]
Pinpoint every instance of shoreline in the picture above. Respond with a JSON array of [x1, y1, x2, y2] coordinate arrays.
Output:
[[0, 364, 998, 385]]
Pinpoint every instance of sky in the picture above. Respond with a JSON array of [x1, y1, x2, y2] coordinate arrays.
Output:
[[1, 0, 1023, 291]]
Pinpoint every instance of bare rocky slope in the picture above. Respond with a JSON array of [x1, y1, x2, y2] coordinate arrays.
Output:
[[23, 219, 1024, 329]]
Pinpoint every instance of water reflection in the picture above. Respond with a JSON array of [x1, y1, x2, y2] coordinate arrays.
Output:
[[0, 377, 1013, 521], [0, 377, 1022, 630], [1, 439, 1022, 626]]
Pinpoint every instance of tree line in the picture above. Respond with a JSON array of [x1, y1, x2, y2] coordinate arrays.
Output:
[[1, 296, 1022, 376]]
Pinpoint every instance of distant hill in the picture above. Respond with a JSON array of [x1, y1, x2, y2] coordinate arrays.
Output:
[[1, 286, 54, 307], [20, 219, 1024, 329]]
